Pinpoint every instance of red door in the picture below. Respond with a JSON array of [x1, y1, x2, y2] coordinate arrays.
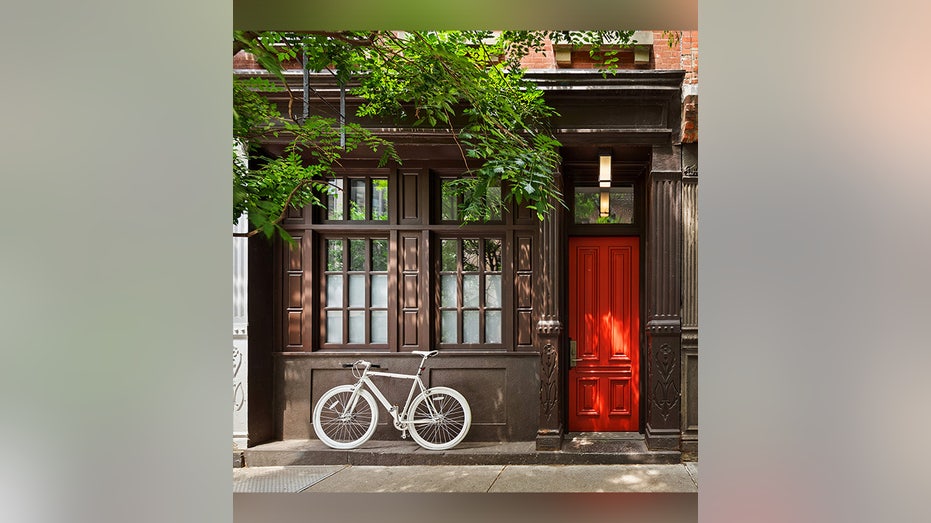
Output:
[[568, 237, 640, 432]]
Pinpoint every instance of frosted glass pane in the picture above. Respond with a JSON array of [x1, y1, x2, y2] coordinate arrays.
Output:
[[485, 311, 502, 343], [441, 311, 457, 343], [371, 275, 388, 308], [441, 275, 458, 308], [485, 275, 501, 307], [371, 179, 388, 221], [463, 311, 479, 344], [441, 239, 457, 271], [349, 274, 365, 307], [326, 240, 343, 271], [371, 310, 387, 343], [349, 179, 366, 220], [348, 310, 364, 344], [327, 179, 343, 220], [326, 311, 342, 343], [326, 275, 343, 307], [463, 275, 479, 308], [371, 239, 388, 271]]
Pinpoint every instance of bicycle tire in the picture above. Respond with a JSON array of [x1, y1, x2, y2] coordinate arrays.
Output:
[[407, 386, 471, 450], [312, 385, 378, 449]]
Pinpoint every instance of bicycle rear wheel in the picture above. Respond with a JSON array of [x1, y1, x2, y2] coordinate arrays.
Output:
[[407, 386, 471, 450], [312, 385, 378, 449]]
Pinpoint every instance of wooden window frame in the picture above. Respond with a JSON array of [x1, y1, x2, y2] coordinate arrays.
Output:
[[323, 173, 391, 224], [320, 236, 391, 350], [435, 235, 507, 349]]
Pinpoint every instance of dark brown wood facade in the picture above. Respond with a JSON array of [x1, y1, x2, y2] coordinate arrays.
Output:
[[243, 70, 697, 454]]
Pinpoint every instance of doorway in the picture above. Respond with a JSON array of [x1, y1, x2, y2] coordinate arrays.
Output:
[[567, 236, 640, 431]]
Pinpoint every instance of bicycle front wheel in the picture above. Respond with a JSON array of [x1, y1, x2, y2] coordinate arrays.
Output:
[[407, 386, 471, 450], [312, 385, 378, 449]]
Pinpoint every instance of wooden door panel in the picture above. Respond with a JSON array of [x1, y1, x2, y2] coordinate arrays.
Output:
[[568, 237, 639, 432]]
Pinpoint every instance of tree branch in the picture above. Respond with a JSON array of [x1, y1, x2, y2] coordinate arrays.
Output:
[[234, 178, 326, 238]]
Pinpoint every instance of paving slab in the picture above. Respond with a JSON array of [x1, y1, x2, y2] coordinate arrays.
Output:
[[685, 462, 697, 486], [488, 464, 697, 493], [233, 465, 346, 493], [304, 465, 504, 493]]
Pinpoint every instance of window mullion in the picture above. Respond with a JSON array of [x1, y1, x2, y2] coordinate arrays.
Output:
[[365, 239, 371, 344], [342, 239, 349, 345]]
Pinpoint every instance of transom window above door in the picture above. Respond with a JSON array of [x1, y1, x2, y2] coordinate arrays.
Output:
[[573, 184, 635, 224]]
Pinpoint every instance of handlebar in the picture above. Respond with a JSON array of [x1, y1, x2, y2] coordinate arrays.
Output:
[[341, 361, 380, 369]]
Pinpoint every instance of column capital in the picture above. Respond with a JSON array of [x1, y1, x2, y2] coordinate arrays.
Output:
[[536, 319, 563, 335]]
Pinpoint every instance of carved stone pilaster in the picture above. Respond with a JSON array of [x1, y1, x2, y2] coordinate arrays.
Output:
[[680, 144, 698, 458], [536, 320, 563, 450], [645, 145, 683, 451], [536, 174, 566, 451]]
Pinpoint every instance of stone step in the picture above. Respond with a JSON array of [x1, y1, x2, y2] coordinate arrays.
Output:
[[243, 437, 680, 467]]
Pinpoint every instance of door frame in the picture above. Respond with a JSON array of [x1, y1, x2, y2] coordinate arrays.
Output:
[[563, 162, 648, 434]]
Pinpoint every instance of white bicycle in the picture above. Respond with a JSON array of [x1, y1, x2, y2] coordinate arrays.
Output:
[[312, 350, 471, 451]]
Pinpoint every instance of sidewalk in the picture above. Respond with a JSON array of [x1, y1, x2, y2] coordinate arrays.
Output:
[[233, 462, 697, 493]]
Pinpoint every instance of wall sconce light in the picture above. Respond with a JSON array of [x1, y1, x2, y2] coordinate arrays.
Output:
[[598, 148, 612, 217], [598, 148, 612, 188]]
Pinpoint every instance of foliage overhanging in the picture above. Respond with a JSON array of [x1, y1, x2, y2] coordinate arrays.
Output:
[[233, 30, 640, 241]]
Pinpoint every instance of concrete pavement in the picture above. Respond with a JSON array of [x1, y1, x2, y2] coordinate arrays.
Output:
[[233, 463, 698, 493]]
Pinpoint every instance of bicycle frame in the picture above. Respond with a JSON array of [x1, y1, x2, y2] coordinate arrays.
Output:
[[345, 353, 434, 434]]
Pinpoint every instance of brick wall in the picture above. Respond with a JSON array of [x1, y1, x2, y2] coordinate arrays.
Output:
[[521, 38, 556, 69], [652, 30, 698, 143]]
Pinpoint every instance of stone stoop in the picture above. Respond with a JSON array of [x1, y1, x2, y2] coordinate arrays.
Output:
[[242, 433, 680, 467]]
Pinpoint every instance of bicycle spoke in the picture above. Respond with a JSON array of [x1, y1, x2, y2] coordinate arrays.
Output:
[[312, 387, 377, 448]]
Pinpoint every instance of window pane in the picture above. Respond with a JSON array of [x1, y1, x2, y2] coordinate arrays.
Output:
[[326, 275, 343, 307], [326, 310, 342, 343], [609, 186, 635, 224], [349, 239, 366, 271], [485, 185, 502, 221], [348, 310, 365, 343], [441, 179, 458, 220], [371, 239, 388, 271], [462, 239, 479, 271], [326, 240, 343, 271], [371, 179, 388, 221], [484, 239, 502, 271], [349, 179, 366, 220], [440, 311, 457, 343], [485, 275, 501, 308], [463, 275, 479, 308], [463, 311, 479, 344], [573, 187, 599, 224], [441, 239, 458, 272], [371, 310, 387, 344], [485, 311, 501, 343], [574, 185, 634, 224], [440, 274, 458, 308], [371, 275, 388, 308], [349, 274, 365, 307], [327, 178, 344, 220]]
